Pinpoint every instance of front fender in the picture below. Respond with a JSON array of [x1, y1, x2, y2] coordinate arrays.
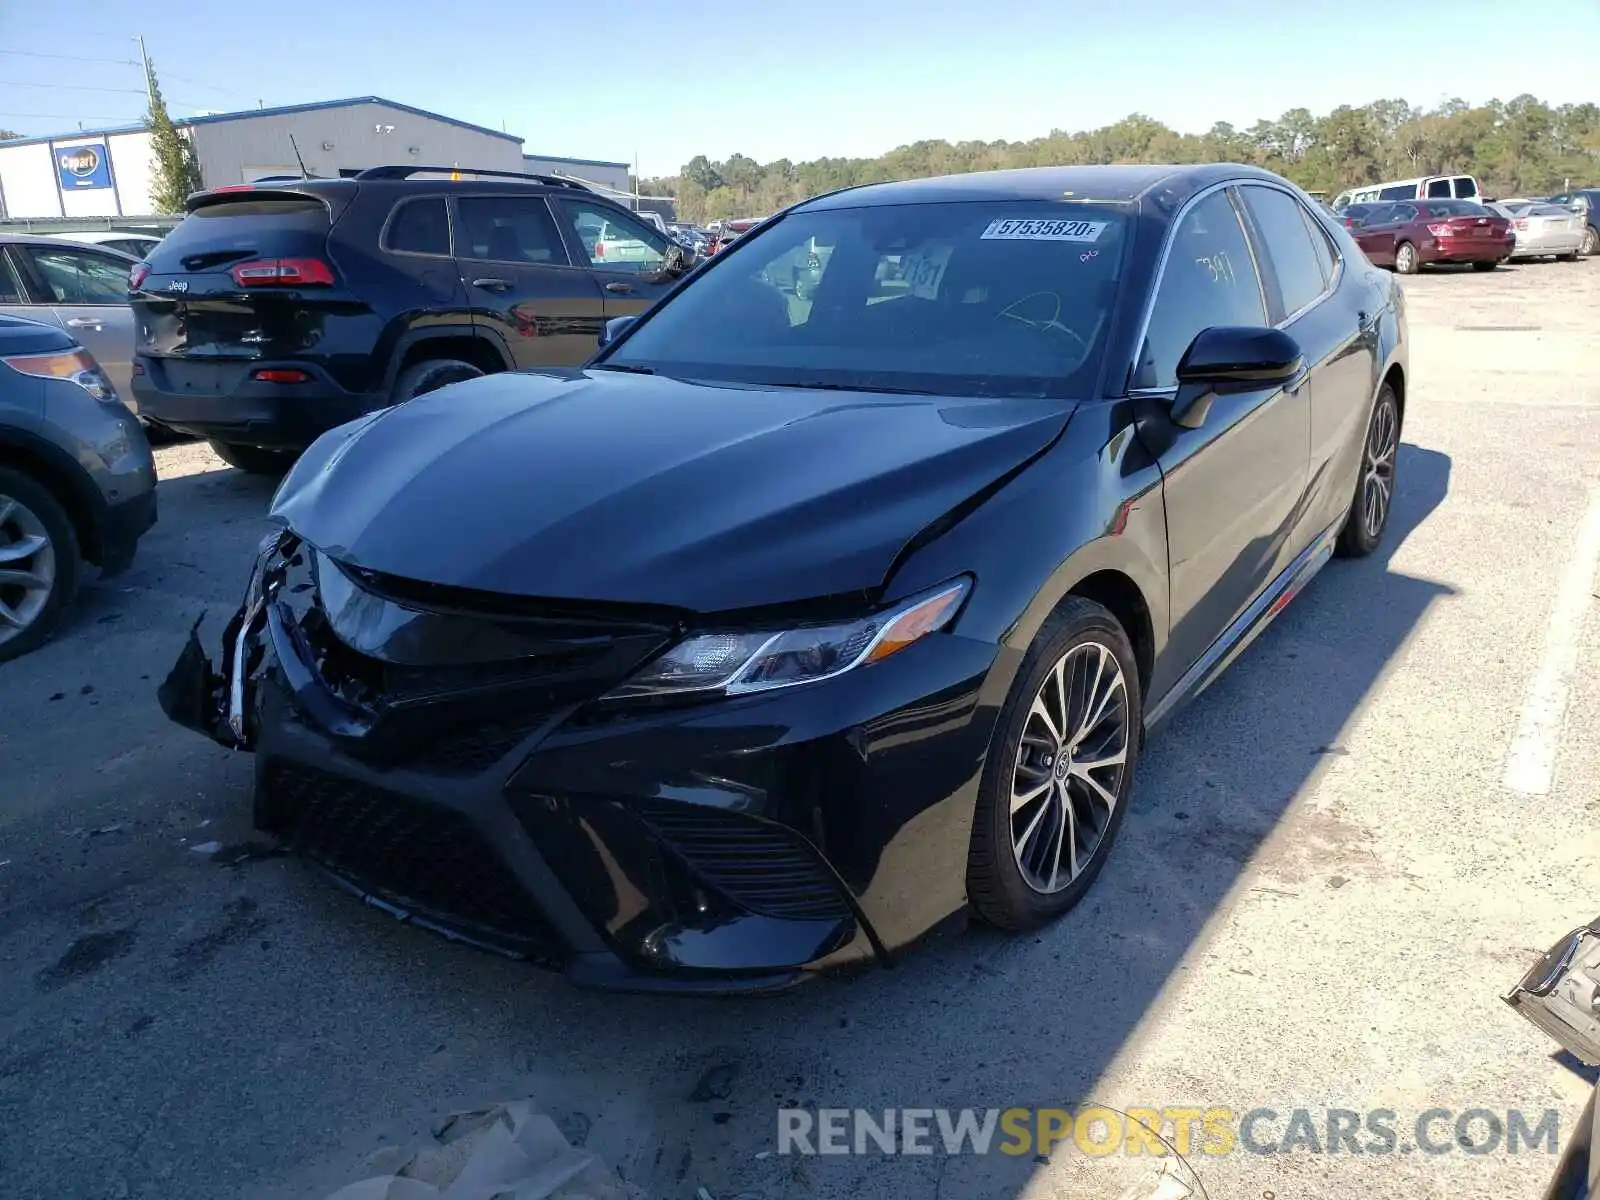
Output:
[[884, 399, 1168, 709]]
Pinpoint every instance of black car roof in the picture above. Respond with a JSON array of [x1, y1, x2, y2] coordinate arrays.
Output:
[[798, 163, 1291, 212]]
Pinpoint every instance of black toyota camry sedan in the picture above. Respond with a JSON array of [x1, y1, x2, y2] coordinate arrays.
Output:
[[160, 163, 1407, 993]]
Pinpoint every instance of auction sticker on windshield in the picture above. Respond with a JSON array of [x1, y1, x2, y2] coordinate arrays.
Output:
[[981, 218, 1108, 242], [901, 241, 954, 300]]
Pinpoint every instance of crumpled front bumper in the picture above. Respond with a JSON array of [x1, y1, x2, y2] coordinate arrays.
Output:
[[155, 532, 999, 993]]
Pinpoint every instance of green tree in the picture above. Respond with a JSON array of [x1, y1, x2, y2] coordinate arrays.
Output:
[[145, 58, 202, 213], [0, 129, 21, 142], [655, 95, 1582, 224]]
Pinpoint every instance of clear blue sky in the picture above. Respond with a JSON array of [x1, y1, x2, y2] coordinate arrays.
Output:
[[1, 0, 1594, 177]]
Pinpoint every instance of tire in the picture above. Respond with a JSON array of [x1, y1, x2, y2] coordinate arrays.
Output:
[[391, 357, 484, 404], [208, 440, 300, 476], [0, 467, 82, 664], [967, 598, 1142, 930], [1581, 226, 1598, 257], [1394, 242, 1419, 275], [1472, 259, 1499, 272], [1557, 251, 1579, 262], [1335, 382, 1400, 559]]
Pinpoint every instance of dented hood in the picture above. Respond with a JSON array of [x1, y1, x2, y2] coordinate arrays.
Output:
[[271, 369, 1073, 612]]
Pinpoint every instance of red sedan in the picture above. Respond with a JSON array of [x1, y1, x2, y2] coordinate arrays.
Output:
[[1350, 199, 1514, 273]]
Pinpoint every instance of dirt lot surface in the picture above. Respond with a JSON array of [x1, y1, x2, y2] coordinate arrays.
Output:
[[2, 257, 1598, 1200]]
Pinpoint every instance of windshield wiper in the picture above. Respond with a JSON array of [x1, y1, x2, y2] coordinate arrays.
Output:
[[591, 363, 654, 375]]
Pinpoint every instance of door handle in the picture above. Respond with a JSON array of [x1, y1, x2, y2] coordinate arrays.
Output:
[[66, 318, 104, 330], [471, 277, 512, 292], [604, 281, 634, 294]]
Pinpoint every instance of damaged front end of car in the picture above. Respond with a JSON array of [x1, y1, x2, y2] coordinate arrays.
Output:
[[157, 528, 286, 752]]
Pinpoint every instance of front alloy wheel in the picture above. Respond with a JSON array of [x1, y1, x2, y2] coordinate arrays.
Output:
[[0, 468, 80, 663], [968, 597, 1141, 929], [1010, 642, 1131, 893]]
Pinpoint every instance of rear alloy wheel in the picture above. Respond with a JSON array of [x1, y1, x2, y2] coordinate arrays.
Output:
[[0, 468, 80, 664], [392, 358, 485, 404], [1581, 226, 1598, 257], [208, 440, 299, 476], [1336, 383, 1400, 558], [1394, 242, 1419, 275], [968, 598, 1140, 930], [1472, 259, 1500, 272]]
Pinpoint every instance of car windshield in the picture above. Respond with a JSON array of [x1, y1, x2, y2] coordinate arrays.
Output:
[[601, 201, 1129, 398]]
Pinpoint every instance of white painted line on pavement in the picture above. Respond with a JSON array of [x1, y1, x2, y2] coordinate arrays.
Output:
[[1504, 484, 1600, 795]]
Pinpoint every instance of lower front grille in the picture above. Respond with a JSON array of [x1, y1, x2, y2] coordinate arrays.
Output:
[[260, 760, 568, 964], [637, 802, 852, 921]]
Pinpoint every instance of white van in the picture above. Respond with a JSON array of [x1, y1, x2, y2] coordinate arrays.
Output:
[[1334, 174, 1482, 208]]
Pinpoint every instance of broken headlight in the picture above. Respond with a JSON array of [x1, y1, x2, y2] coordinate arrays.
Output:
[[604, 577, 971, 700]]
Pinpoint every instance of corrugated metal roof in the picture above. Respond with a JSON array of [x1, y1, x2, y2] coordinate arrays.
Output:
[[0, 96, 524, 149]]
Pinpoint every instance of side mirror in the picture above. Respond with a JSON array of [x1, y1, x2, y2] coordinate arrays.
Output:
[[659, 241, 696, 279], [1170, 326, 1304, 429], [598, 315, 637, 349]]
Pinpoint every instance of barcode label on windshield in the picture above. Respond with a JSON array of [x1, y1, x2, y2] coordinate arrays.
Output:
[[980, 218, 1107, 242]]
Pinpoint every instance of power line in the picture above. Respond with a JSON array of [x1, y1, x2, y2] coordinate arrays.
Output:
[[0, 79, 149, 95], [0, 48, 139, 67], [0, 111, 142, 122], [159, 70, 257, 102]]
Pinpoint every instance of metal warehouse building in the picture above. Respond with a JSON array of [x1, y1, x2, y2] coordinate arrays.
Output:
[[0, 96, 632, 219]]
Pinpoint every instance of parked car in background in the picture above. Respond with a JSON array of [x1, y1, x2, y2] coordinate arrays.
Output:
[[1335, 174, 1482, 207], [1547, 188, 1600, 256], [1350, 198, 1513, 273], [0, 315, 155, 663], [0, 235, 137, 412], [1487, 201, 1583, 261], [1333, 202, 1390, 230], [160, 162, 1407, 991], [129, 166, 697, 474], [65, 230, 166, 260]]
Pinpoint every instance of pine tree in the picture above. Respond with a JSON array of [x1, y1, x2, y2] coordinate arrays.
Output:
[[145, 58, 202, 213]]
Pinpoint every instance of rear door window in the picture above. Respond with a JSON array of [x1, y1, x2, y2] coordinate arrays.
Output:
[[1135, 189, 1268, 390], [1453, 178, 1478, 199], [384, 197, 450, 256], [0, 250, 26, 304], [454, 196, 568, 265], [1239, 185, 1329, 319], [1426, 179, 1452, 198], [1378, 185, 1417, 202]]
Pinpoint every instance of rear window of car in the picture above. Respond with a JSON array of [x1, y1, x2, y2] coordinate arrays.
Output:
[[602, 201, 1130, 399], [1532, 204, 1574, 217], [148, 195, 331, 270], [1420, 200, 1491, 217]]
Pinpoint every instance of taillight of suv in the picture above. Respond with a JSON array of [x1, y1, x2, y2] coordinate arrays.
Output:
[[229, 257, 336, 287]]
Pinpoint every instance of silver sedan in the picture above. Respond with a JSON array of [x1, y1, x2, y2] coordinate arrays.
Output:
[[1489, 202, 1585, 261]]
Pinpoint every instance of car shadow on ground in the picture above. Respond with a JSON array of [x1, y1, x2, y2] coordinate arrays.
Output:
[[250, 445, 1456, 1199]]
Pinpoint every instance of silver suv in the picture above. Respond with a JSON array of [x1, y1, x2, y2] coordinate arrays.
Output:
[[0, 314, 156, 662]]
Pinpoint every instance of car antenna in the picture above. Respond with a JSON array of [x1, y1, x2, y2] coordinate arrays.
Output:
[[288, 134, 312, 179]]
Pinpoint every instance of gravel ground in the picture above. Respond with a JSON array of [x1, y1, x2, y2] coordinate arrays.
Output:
[[1, 256, 1598, 1200]]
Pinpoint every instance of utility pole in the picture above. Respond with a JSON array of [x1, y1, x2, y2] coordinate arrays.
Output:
[[633, 150, 640, 211], [136, 35, 153, 108]]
